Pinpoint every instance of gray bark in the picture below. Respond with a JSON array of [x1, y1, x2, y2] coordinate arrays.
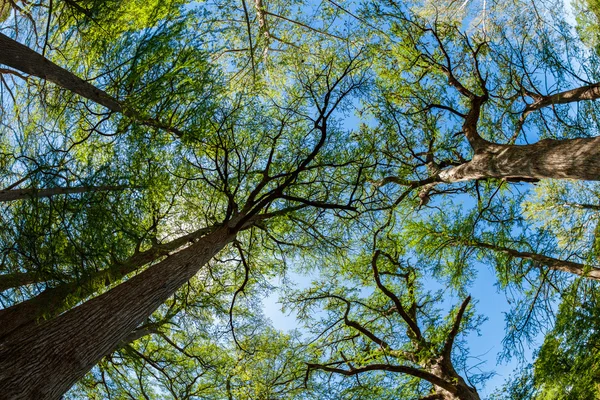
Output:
[[439, 137, 600, 183]]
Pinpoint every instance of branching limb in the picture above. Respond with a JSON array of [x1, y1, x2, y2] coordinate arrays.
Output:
[[442, 296, 471, 360], [371, 250, 422, 340], [305, 362, 459, 395]]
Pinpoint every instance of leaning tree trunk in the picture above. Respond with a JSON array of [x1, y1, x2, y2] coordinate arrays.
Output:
[[0, 271, 47, 292], [0, 225, 214, 341], [0, 33, 183, 137], [0, 185, 129, 202], [0, 224, 237, 399], [439, 137, 600, 182]]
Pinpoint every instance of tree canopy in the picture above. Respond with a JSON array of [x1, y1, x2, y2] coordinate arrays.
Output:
[[1, 0, 600, 399]]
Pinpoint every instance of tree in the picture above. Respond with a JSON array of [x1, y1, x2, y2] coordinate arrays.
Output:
[[291, 228, 485, 400], [491, 281, 600, 400], [357, 0, 600, 392], [0, 31, 367, 394], [4, 0, 600, 397], [532, 284, 600, 399]]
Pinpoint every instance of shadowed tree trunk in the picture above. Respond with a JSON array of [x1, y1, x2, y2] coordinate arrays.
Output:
[[0, 210, 284, 341], [0, 224, 215, 341], [0, 185, 130, 202], [0, 271, 46, 292], [0, 222, 238, 399]]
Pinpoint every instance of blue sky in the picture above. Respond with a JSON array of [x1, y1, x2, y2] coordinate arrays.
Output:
[[261, 244, 535, 397]]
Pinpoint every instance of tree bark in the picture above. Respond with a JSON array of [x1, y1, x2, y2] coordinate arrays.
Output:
[[439, 137, 600, 182], [0, 224, 237, 399], [468, 240, 600, 281], [0, 185, 129, 202], [427, 360, 480, 400], [525, 84, 600, 114], [0, 225, 215, 341], [0, 271, 45, 292], [0, 33, 183, 137]]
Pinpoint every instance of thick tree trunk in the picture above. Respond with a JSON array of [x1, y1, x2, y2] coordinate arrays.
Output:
[[0, 224, 236, 399], [439, 137, 600, 182], [427, 360, 480, 400], [0, 225, 214, 341], [0, 33, 183, 137]]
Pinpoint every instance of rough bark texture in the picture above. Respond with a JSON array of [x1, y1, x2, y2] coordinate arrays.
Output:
[[439, 137, 600, 182], [0, 224, 236, 399], [0, 225, 214, 341], [427, 359, 480, 400], [525, 84, 600, 114], [0, 33, 183, 136]]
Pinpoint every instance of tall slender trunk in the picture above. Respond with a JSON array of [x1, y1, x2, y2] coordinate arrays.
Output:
[[0, 224, 236, 399], [0, 33, 122, 111], [0, 271, 46, 292], [0, 185, 129, 202], [439, 137, 600, 182], [0, 33, 183, 137], [0, 225, 214, 341]]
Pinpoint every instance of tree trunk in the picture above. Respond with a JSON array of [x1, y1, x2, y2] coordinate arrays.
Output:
[[439, 137, 600, 182], [0, 185, 129, 202], [525, 84, 600, 114], [0, 33, 183, 137], [0, 225, 214, 341], [468, 240, 600, 281], [0, 33, 123, 110], [0, 224, 236, 399], [427, 360, 481, 400], [0, 271, 45, 292]]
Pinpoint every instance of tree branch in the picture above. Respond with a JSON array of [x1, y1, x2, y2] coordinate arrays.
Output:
[[306, 362, 458, 395], [442, 296, 471, 360], [371, 250, 422, 340]]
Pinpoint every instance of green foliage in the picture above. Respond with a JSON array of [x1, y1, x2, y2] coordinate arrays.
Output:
[[284, 230, 486, 399], [533, 286, 600, 399], [4, 0, 600, 398]]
